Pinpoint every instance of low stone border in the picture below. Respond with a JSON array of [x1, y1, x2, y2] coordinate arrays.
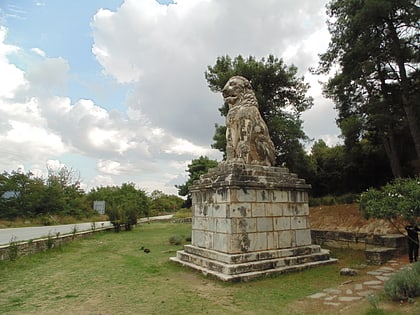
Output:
[[311, 229, 407, 264], [0, 226, 113, 261]]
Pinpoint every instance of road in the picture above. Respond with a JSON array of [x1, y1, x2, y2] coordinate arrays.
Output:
[[0, 215, 173, 245]]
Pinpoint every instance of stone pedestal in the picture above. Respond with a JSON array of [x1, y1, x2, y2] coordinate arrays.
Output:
[[170, 163, 336, 281]]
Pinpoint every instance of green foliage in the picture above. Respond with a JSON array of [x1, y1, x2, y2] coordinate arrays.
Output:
[[173, 208, 192, 219], [318, 0, 420, 175], [205, 54, 313, 172], [168, 234, 183, 245], [149, 190, 184, 215], [176, 156, 218, 205], [107, 206, 138, 232], [8, 236, 18, 261], [45, 233, 55, 250], [384, 262, 420, 300], [0, 167, 91, 220], [360, 177, 420, 222], [87, 182, 150, 219], [308, 139, 393, 197]]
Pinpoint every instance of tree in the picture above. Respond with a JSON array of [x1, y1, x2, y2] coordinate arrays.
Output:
[[360, 177, 420, 224], [309, 138, 393, 197], [87, 183, 150, 217], [176, 156, 218, 207], [317, 0, 420, 176], [149, 190, 184, 215], [0, 170, 44, 218], [205, 55, 313, 172], [44, 166, 89, 217]]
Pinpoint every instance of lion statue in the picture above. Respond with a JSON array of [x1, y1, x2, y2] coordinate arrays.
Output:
[[222, 76, 276, 166]]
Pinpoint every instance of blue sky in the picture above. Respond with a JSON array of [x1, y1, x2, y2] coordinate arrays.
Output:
[[0, 0, 339, 195]]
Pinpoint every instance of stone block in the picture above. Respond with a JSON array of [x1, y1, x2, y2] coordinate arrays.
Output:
[[215, 218, 232, 234], [279, 231, 293, 248], [235, 188, 256, 202], [213, 233, 229, 252], [291, 216, 307, 229], [252, 203, 266, 217], [283, 204, 298, 216], [365, 247, 396, 265], [230, 203, 251, 217], [272, 190, 289, 202], [266, 204, 283, 217], [212, 204, 229, 218], [192, 230, 205, 247], [192, 217, 209, 230], [300, 203, 310, 215], [274, 217, 291, 231], [249, 233, 267, 251], [296, 229, 312, 246], [256, 190, 271, 202], [215, 187, 230, 202], [257, 218, 273, 232], [267, 231, 279, 249], [233, 218, 257, 233]]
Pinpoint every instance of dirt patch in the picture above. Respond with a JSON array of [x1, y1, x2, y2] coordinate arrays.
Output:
[[310, 204, 406, 235]]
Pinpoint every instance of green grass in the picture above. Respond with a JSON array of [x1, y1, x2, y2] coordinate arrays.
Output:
[[0, 222, 408, 315]]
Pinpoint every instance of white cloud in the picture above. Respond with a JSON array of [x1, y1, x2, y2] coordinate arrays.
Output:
[[91, 0, 337, 148], [0, 0, 342, 195], [30, 47, 46, 57]]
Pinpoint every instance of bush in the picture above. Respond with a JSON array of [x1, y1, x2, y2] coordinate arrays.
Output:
[[8, 236, 18, 261], [384, 262, 420, 300], [173, 208, 192, 219], [169, 235, 183, 245], [107, 207, 138, 232]]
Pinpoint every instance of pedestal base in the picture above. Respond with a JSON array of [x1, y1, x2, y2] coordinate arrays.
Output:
[[170, 163, 337, 281], [170, 244, 337, 282]]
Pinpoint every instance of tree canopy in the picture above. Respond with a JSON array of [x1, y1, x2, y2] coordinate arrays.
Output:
[[317, 0, 420, 177], [360, 177, 420, 224], [176, 156, 218, 207], [205, 54, 313, 174]]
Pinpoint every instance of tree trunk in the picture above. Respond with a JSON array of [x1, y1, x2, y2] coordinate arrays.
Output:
[[386, 19, 420, 159], [381, 133, 402, 178]]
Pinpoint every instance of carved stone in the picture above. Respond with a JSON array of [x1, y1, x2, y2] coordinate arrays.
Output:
[[223, 76, 276, 166], [170, 76, 336, 281]]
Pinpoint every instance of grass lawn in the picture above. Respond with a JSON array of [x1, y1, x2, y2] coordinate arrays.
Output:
[[0, 222, 415, 314]]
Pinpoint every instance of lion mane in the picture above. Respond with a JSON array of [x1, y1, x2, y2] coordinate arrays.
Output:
[[222, 76, 276, 166]]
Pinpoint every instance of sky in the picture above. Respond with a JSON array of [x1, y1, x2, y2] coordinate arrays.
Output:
[[0, 0, 340, 195]]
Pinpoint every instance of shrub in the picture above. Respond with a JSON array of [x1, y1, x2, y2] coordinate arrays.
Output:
[[8, 236, 18, 261], [384, 262, 420, 300], [169, 235, 183, 245], [173, 208, 192, 219], [46, 232, 55, 250], [107, 207, 138, 232]]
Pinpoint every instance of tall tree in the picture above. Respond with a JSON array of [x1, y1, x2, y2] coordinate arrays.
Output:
[[176, 156, 218, 207], [205, 55, 313, 173], [317, 0, 420, 175]]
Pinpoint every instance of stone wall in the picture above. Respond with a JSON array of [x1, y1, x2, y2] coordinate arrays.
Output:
[[311, 229, 407, 252], [0, 227, 112, 261], [311, 229, 408, 264]]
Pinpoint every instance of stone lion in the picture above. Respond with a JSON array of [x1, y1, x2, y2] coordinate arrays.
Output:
[[222, 76, 276, 166]]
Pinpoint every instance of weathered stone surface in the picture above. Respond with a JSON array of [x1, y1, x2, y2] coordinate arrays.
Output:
[[222, 76, 276, 166], [170, 77, 335, 280]]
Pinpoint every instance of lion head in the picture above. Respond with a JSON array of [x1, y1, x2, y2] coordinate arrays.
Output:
[[222, 76, 258, 109]]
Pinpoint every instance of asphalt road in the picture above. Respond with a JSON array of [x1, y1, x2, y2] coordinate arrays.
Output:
[[0, 221, 112, 245], [0, 215, 174, 245]]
